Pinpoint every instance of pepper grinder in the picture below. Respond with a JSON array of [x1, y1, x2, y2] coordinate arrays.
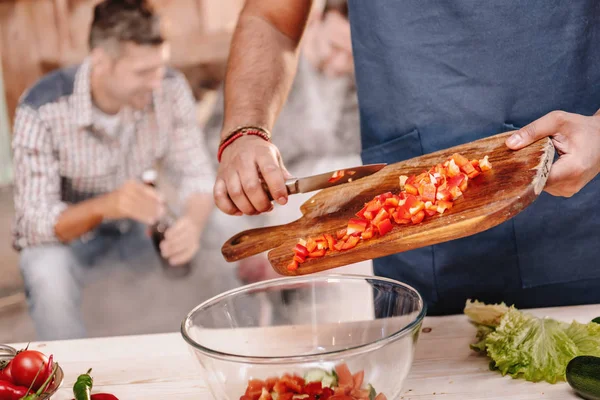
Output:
[[142, 169, 192, 279]]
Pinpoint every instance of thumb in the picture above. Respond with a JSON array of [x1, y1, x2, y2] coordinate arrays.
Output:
[[506, 111, 565, 150]]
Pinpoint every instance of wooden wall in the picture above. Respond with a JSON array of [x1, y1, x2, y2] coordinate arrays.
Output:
[[0, 0, 244, 126]]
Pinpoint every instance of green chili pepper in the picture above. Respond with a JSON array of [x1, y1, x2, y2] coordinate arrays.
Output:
[[73, 368, 93, 400]]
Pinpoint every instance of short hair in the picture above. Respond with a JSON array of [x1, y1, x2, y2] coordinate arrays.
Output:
[[89, 0, 164, 50]]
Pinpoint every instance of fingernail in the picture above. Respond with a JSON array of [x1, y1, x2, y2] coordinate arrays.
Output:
[[277, 197, 287, 205], [235, 211, 243, 216], [506, 133, 522, 147]]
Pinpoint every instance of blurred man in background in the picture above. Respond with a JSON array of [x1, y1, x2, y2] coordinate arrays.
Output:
[[11, 0, 214, 340]]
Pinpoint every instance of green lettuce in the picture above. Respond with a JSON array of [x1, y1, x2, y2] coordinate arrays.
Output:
[[464, 300, 600, 384]]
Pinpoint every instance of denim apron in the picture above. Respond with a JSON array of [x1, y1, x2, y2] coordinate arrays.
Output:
[[347, 0, 600, 314]]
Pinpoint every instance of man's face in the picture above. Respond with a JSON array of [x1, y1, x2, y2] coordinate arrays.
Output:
[[98, 42, 170, 110]]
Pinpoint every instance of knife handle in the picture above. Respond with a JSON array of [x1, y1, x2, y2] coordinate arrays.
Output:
[[261, 179, 298, 201]]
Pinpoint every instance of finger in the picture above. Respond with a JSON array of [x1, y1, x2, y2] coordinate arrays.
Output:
[[169, 246, 197, 266], [214, 178, 242, 216], [226, 171, 258, 215], [121, 197, 159, 225], [506, 111, 570, 150], [544, 155, 584, 197], [258, 156, 289, 206], [238, 159, 273, 213], [162, 239, 192, 259], [130, 191, 165, 223]]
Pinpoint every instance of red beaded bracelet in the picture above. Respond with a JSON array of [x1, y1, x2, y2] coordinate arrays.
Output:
[[217, 126, 272, 162]]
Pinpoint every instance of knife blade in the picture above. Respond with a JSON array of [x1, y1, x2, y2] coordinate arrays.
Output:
[[262, 164, 387, 199]]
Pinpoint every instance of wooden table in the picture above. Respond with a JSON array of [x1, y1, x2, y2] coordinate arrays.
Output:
[[10, 304, 598, 400]]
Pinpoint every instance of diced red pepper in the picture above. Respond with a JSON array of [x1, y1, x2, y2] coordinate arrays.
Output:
[[451, 153, 470, 167], [363, 210, 375, 220], [328, 170, 345, 183], [437, 200, 454, 213], [306, 238, 317, 253], [448, 173, 467, 191], [287, 260, 299, 271], [419, 183, 436, 203], [347, 218, 369, 236], [436, 188, 451, 201], [366, 200, 383, 213], [385, 197, 399, 207], [361, 226, 375, 240], [372, 208, 390, 226], [294, 244, 309, 259], [377, 192, 394, 201], [341, 235, 360, 250], [293, 255, 305, 264], [303, 381, 323, 396], [336, 229, 347, 240], [333, 240, 345, 251], [405, 183, 419, 195], [467, 169, 481, 179], [356, 204, 369, 219], [308, 248, 326, 258], [470, 159, 480, 169], [324, 234, 336, 251], [479, 155, 492, 172], [449, 185, 463, 200], [376, 218, 394, 236], [392, 210, 411, 224], [460, 161, 476, 176], [411, 210, 425, 224]]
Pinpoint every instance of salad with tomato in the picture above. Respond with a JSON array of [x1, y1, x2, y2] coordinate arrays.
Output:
[[240, 363, 387, 400], [288, 153, 493, 271]]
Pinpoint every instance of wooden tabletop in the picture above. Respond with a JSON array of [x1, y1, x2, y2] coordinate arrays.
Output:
[[10, 304, 598, 400]]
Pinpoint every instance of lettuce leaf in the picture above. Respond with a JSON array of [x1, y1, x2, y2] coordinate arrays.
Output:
[[464, 300, 600, 384]]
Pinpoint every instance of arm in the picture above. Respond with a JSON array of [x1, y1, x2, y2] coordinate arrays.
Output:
[[213, 0, 313, 216]]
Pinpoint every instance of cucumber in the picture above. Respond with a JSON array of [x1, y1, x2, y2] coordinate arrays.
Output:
[[566, 356, 600, 400], [592, 317, 600, 324], [367, 384, 377, 400], [321, 373, 337, 388], [304, 368, 329, 383]]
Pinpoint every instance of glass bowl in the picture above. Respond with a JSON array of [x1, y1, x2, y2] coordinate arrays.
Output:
[[0, 344, 64, 399], [181, 274, 426, 399]]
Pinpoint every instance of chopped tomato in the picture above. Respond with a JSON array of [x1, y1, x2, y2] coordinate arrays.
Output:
[[347, 218, 369, 236], [376, 218, 394, 236], [411, 210, 425, 224], [341, 235, 359, 250]]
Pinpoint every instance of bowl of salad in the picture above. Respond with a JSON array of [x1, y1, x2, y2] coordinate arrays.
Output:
[[181, 274, 426, 399]]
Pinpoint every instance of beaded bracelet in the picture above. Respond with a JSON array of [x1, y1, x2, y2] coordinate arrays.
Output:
[[217, 126, 272, 162]]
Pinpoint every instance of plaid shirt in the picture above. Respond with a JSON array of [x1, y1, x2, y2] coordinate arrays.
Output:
[[12, 59, 215, 250]]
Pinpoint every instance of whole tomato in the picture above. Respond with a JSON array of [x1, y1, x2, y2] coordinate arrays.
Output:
[[0, 360, 13, 382], [11, 350, 52, 390]]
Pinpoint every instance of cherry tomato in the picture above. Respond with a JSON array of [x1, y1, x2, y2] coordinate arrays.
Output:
[[0, 361, 13, 382], [11, 350, 51, 391]]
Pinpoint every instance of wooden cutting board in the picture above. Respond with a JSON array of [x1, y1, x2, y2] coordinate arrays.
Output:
[[222, 131, 555, 275]]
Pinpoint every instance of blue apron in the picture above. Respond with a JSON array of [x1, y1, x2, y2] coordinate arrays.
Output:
[[347, 0, 600, 314]]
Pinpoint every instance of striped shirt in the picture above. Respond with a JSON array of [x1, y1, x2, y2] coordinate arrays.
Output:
[[11, 59, 215, 250]]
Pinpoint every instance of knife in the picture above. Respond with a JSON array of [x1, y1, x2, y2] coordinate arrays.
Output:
[[262, 163, 387, 200]]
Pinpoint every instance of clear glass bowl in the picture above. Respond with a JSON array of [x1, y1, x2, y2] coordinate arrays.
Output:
[[181, 274, 426, 400], [0, 344, 64, 399]]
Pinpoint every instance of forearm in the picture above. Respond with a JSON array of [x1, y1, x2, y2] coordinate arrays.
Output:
[[221, 2, 312, 139], [54, 195, 109, 242], [183, 193, 213, 231]]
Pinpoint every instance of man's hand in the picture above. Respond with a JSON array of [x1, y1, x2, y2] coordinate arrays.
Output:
[[506, 110, 600, 197], [102, 180, 165, 224], [214, 136, 292, 216], [160, 216, 201, 266]]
